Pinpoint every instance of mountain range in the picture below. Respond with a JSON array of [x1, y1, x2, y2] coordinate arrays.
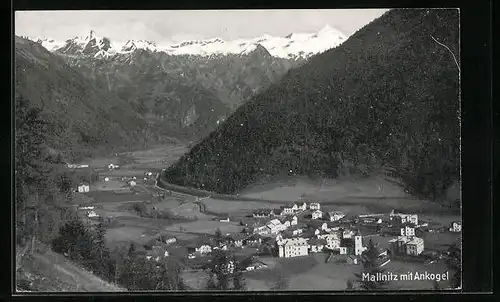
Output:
[[23, 25, 346, 60], [162, 8, 460, 201], [16, 26, 346, 160]]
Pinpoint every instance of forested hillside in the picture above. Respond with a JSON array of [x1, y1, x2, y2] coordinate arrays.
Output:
[[163, 9, 460, 201], [15, 36, 147, 161]]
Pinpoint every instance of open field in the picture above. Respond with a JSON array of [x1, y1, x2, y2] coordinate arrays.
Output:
[[201, 198, 285, 214], [240, 175, 408, 201], [164, 220, 244, 235], [243, 253, 454, 291]]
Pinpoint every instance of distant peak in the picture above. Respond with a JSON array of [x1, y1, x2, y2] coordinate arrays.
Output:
[[88, 30, 96, 40]]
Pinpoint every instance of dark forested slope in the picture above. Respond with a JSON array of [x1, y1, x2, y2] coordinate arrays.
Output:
[[15, 36, 146, 160], [163, 9, 460, 200]]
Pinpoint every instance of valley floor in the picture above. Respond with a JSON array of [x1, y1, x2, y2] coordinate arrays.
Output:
[[55, 142, 460, 291]]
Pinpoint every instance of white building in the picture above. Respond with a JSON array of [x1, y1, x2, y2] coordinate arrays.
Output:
[[291, 228, 303, 236], [317, 233, 341, 250], [108, 163, 119, 170], [195, 245, 212, 254], [164, 238, 177, 245], [104, 177, 110, 182], [406, 237, 425, 255], [312, 210, 323, 220], [321, 223, 330, 231], [400, 225, 416, 236], [77, 184, 90, 193], [278, 238, 309, 258], [308, 238, 326, 253], [291, 216, 298, 226], [281, 206, 295, 215], [343, 229, 355, 239], [87, 210, 99, 218], [309, 203, 321, 210], [254, 226, 270, 236], [267, 219, 286, 234], [79, 206, 94, 210], [292, 202, 306, 212], [450, 221, 462, 232], [128, 180, 136, 187], [354, 234, 366, 256], [328, 211, 346, 222]]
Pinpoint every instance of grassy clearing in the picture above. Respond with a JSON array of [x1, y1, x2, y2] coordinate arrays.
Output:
[[240, 175, 408, 201], [163, 220, 244, 235], [201, 198, 285, 214]]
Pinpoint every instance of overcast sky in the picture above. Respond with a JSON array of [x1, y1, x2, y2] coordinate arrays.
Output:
[[15, 9, 389, 43]]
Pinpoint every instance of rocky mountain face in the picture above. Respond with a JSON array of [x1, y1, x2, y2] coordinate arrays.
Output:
[[25, 26, 346, 111]]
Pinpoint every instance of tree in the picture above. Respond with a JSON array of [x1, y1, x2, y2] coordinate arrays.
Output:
[[232, 261, 246, 290], [354, 239, 387, 290], [346, 279, 354, 290], [214, 228, 223, 245]]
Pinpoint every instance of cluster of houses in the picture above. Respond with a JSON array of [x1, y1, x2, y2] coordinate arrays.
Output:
[[121, 200, 462, 272]]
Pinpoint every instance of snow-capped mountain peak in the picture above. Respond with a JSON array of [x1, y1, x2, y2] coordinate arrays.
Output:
[[22, 25, 347, 60]]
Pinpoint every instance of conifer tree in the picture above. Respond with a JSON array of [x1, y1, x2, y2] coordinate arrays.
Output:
[[354, 239, 387, 290]]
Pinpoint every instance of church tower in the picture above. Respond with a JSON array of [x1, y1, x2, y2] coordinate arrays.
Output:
[[354, 230, 364, 256]]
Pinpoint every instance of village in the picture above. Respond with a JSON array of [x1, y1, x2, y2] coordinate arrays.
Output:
[[65, 152, 461, 290]]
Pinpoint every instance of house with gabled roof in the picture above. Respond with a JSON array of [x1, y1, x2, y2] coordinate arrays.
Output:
[[308, 238, 327, 253], [309, 202, 321, 210]]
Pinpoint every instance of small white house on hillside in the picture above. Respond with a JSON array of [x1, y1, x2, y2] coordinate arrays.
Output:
[[77, 184, 90, 193]]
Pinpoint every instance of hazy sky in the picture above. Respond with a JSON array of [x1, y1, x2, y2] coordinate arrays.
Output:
[[15, 9, 389, 43]]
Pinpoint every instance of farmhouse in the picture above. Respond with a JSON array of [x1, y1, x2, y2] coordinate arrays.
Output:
[[280, 205, 295, 215], [104, 177, 110, 182], [312, 210, 323, 220], [78, 206, 94, 210], [450, 221, 462, 232], [309, 203, 321, 210], [108, 163, 119, 170], [277, 237, 309, 258], [327, 211, 346, 222], [77, 184, 90, 193], [87, 210, 99, 218], [308, 238, 327, 253], [347, 255, 359, 265], [390, 211, 419, 225], [267, 219, 287, 234], [128, 180, 136, 187], [362, 217, 382, 224], [296, 202, 307, 211], [291, 215, 298, 225], [228, 233, 247, 247], [253, 226, 270, 236], [317, 233, 341, 250], [253, 209, 273, 218], [342, 229, 355, 239], [146, 246, 169, 261], [219, 216, 231, 222]]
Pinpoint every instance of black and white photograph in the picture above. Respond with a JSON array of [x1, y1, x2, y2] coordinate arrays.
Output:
[[14, 8, 461, 292]]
